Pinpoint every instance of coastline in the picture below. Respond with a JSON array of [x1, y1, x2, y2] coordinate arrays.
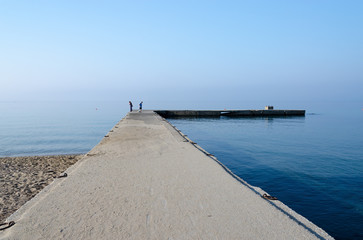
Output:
[[0, 111, 333, 239], [0, 154, 83, 223]]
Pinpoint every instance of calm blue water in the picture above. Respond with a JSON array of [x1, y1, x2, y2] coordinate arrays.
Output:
[[0, 101, 125, 156], [0, 101, 362, 239], [168, 105, 363, 240]]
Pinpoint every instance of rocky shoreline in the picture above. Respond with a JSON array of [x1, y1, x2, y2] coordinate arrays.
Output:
[[0, 154, 83, 223]]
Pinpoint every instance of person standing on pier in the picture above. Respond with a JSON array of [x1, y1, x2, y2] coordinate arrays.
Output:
[[129, 101, 133, 112], [139, 101, 143, 112]]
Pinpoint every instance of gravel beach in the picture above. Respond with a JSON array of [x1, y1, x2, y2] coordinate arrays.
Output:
[[0, 154, 83, 223]]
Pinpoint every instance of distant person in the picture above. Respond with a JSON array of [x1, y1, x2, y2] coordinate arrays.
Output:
[[129, 101, 133, 112], [139, 101, 143, 112]]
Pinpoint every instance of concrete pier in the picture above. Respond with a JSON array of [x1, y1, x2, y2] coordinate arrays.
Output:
[[1, 111, 331, 240], [155, 109, 305, 118]]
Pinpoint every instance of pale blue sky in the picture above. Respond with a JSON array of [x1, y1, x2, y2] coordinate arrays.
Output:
[[1, 0, 362, 107]]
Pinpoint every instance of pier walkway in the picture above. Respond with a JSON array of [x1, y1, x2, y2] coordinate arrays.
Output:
[[1, 111, 332, 239]]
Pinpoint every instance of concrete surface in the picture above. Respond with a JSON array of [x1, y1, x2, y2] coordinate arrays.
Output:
[[0, 111, 332, 240], [155, 109, 305, 117]]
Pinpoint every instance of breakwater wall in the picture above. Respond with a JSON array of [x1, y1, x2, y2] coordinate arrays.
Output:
[[1, 111, 332, 240], [155, 109, 305, 118]]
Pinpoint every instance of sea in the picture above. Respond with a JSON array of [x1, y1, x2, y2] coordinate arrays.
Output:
[[0, 100, 362, 240]]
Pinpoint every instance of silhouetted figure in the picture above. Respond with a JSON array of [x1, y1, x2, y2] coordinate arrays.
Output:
[[139, 101, 143, 112], [129, 101, 133, 112]]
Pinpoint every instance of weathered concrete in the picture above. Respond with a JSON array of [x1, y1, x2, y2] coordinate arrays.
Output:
[[221, 109, 306, 116], [155, 109, 305, 118], [155, 110, 221, 117], [1, 111, 331, 240]]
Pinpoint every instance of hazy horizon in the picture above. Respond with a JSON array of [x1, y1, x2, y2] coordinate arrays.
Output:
[[1, 1, 362, 106]]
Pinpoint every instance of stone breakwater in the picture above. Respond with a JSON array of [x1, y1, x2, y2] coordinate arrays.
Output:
[[1, 111, 332, 240], [155, 109, 306, 118]]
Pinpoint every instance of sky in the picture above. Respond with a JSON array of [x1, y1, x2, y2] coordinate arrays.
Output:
[[0, 0, 362, 108]]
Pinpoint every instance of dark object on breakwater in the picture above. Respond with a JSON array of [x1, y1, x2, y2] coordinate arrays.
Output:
[[0, 221, 15, 231], [57, 173, 68, 178], [154, 109, 305, 118], [262, 194, 278, 201]]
